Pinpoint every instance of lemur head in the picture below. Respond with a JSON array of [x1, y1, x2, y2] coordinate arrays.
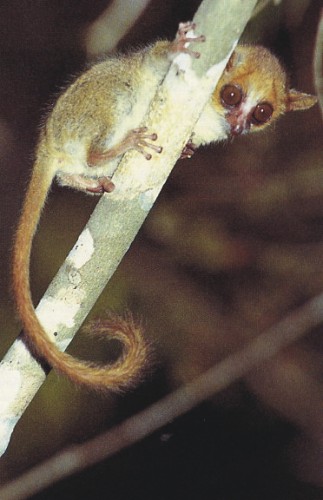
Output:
[[213, 45, 317, 136]]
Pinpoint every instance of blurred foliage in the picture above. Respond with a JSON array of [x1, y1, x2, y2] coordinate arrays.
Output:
[[0, 0, 322, 498]]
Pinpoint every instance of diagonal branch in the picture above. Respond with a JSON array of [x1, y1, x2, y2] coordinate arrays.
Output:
[[0, 0, 258, 457]]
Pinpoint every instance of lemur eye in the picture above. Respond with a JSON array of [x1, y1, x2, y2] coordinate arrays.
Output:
[[220, 84, 243, 107], [252, 102, 273, 125]]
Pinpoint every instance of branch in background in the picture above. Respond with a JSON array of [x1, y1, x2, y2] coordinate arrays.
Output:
[[1, 289, 322, 500], [251, 0, 314, 28], [0, 0, 258, 457], [251, 0, 281, 19], [314, 9, 323, 115], [84, 0, 152, 57]]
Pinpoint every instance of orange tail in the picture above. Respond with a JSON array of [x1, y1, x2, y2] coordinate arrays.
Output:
[[12, 157, 149, 391]]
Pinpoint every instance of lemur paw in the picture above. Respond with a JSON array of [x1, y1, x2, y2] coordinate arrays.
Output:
[[172, 21, 205, 59]]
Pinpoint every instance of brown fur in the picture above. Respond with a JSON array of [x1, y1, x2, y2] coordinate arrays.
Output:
[[12, 35, 317, 391]]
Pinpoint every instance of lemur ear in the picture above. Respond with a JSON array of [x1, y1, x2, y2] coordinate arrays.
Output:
[[225, 50, 243, 72], [286, 89, 317, 111]]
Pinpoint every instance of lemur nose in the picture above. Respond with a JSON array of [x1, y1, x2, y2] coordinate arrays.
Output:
[[230, 123, 245, 136], [230, 123, 250, 135]]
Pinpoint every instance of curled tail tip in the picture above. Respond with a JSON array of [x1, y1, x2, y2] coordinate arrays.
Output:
[[79, 311, 153, 393]]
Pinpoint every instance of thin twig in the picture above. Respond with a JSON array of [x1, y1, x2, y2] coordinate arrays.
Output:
[[314, 9, 323, 114], [85, 0, 152, 57]]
